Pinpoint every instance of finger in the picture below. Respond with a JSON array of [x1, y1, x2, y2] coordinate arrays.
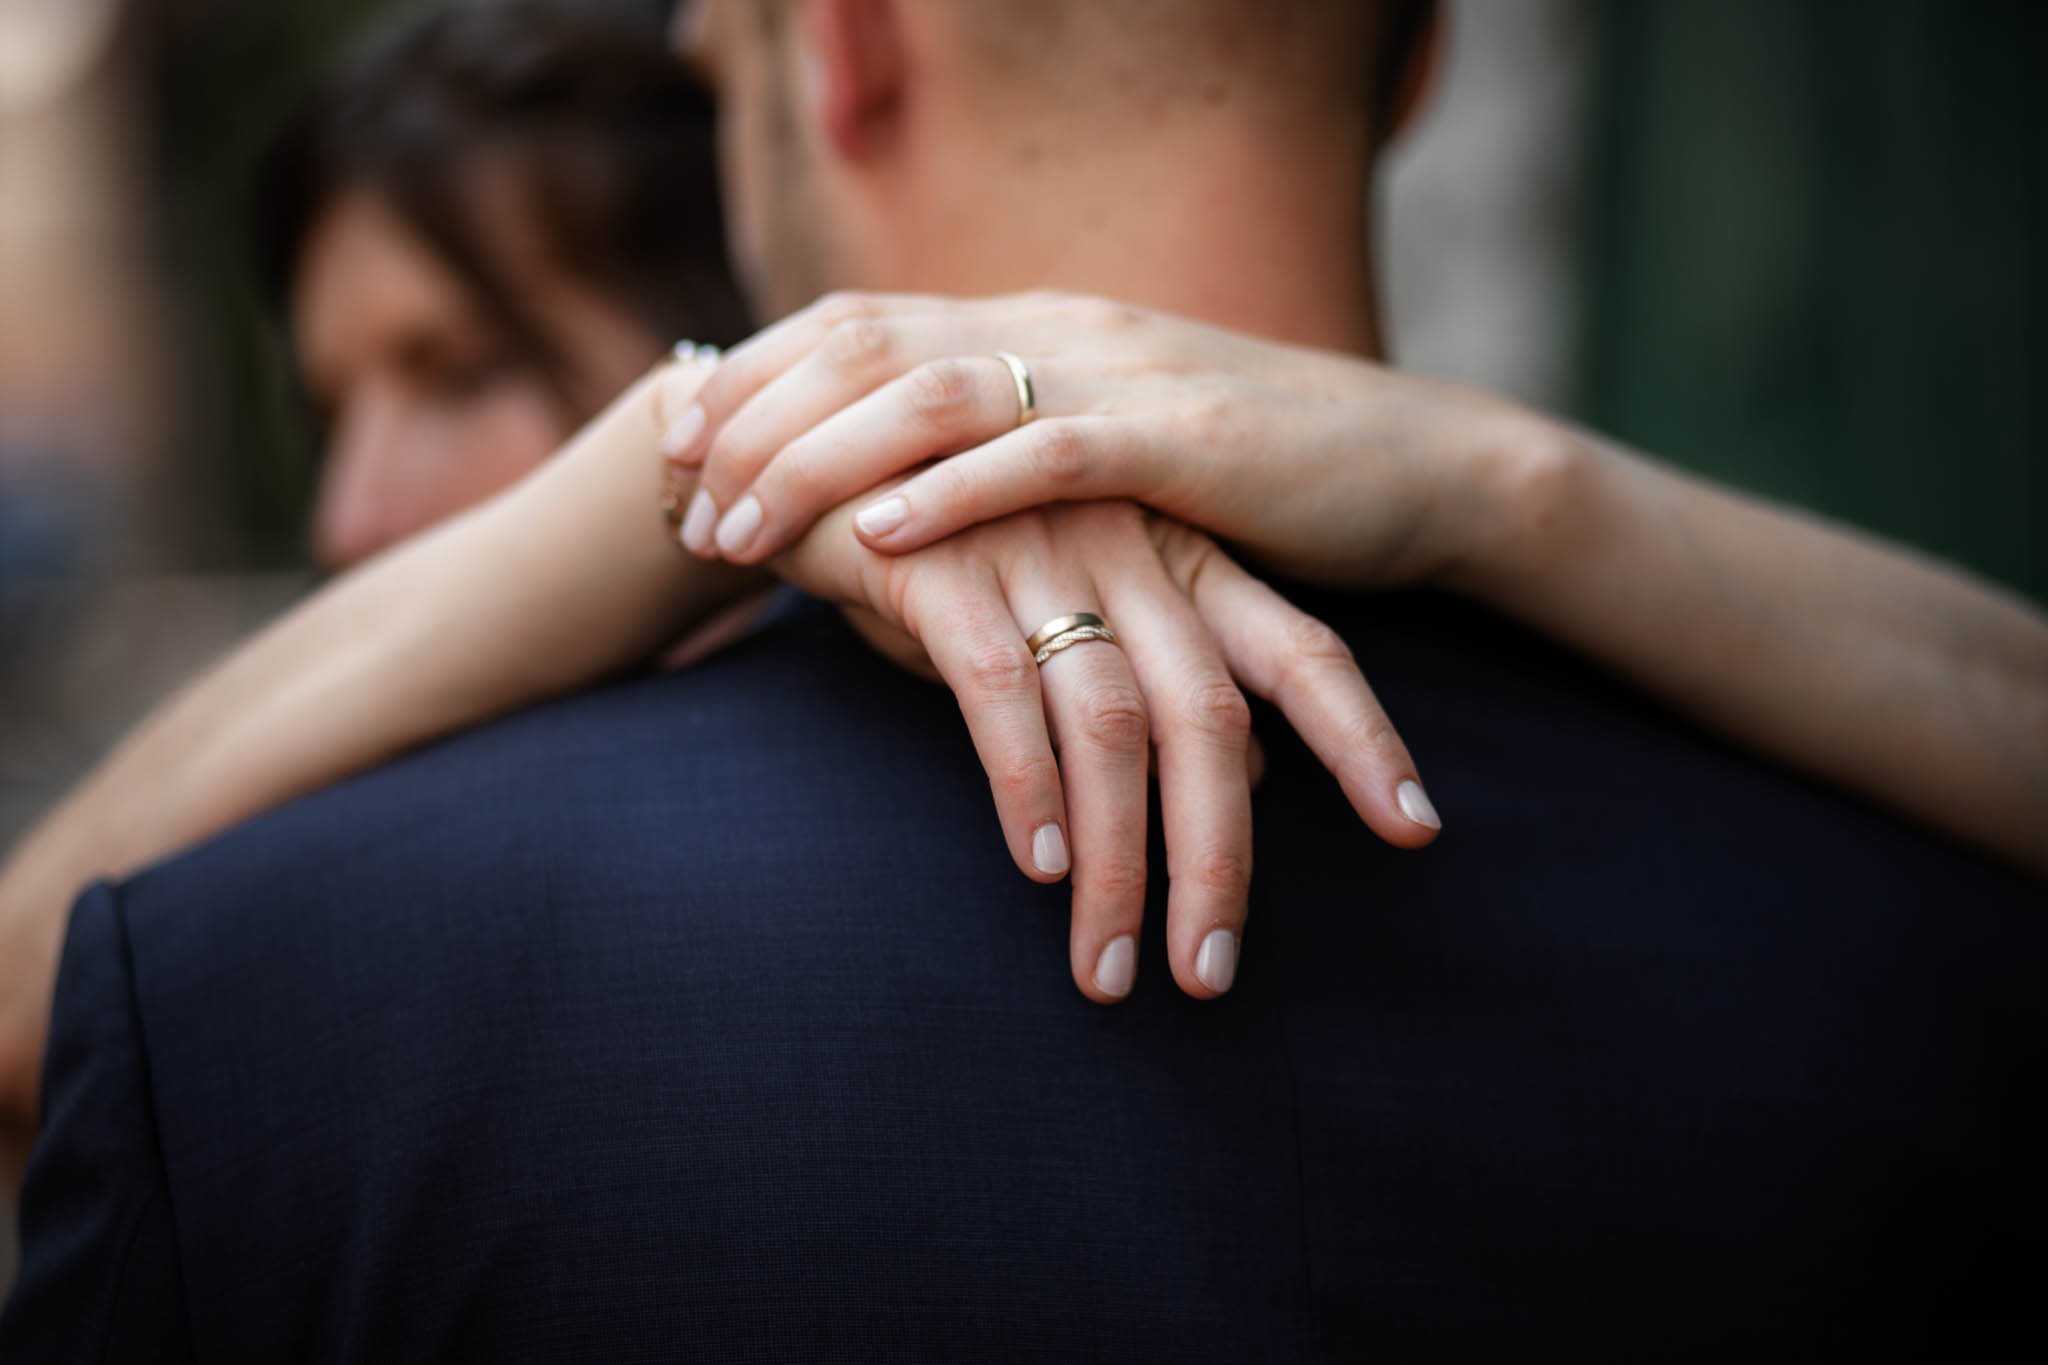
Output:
[[685, 315, 996, 558], [673, 288, 1116, 474], [1092, 537, 1254, 999], [716, 355, 1034, 565], [1004, 561, 1151, 1004], [1166, 527, 1440, 849], [645, 343, 720, 442], [901, 559, 1074, 889], [851, 416, 1171, 556], [664, 291, 944, 464]]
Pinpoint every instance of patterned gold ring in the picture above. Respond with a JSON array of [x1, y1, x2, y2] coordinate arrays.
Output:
[[1028, 613, 1121, 666], [1025, 612, 1107, 656], [1033, 625, 1120, 666]]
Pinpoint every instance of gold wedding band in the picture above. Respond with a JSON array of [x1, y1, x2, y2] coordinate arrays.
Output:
[[994, 351, 1036, 427], [1026, 612, 1105, 654], [1034, 625, 1119, 665], [1026, 612, 1120, 665]]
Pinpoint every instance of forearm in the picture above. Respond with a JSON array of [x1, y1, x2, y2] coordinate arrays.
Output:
[[1455, 426, 2048, 875], [2, 363, 756, 987]]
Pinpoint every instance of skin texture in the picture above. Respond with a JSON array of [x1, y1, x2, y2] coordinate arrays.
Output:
[[672, 288, 2048, 878], [663, 0, 1453, 1006], [8, 0, 2045, 1185]]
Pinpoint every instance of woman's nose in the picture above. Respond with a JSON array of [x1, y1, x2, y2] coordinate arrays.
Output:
[[312, 389, 412, 572]]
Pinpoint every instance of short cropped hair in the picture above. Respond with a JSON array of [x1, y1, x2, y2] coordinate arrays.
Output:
[[953, 0, 1432, 139]]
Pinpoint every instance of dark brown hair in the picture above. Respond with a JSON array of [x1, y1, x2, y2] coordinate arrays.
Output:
[[253, 0, 750, 411]]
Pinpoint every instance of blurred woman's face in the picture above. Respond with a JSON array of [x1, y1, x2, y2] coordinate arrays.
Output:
[[292, 188, 659, 572]]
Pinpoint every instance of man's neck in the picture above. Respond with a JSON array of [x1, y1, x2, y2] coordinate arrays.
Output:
[[876, 117, 1384, 358]]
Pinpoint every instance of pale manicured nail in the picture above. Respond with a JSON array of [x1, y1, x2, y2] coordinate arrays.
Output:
[[854, 495, 910, 538], [680, 489, 718, 554], [714, 495, 763, 555], [1396, 779, 1441, 830], [661, 403, 706, 460], [1031, 822, 1068, 876], [1196, 928, 1238, 994], [1094, 935, 1137, 999]]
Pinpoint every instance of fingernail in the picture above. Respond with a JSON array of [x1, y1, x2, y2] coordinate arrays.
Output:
[[1031, 822, 1068, 876], [1094, 935, 1137, 999], [1196, 928, 1238, 994], [680, 489, 718, 554], [661, 403, 706, 461], [1396, 779, 1441, 830], [854, 494, 909, 538], [714, 495, 764, 555]]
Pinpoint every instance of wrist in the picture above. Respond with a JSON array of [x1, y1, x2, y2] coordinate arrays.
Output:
[[1431, 407, 1601, 606]]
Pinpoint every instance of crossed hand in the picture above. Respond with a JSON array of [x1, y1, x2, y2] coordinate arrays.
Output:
[[660, 292, 1519, 1001]]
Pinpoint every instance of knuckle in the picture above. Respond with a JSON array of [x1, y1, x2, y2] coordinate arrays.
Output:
[[1028, 421, 1091, 486], [1285, 615, 1355, 669], [1176, 678, 1253, 747], [961, 637, 1038, 696], [1075, 683, 1150, 753], [825, 316, 894, 373], [814, 290, 877, 328], [1088, 855, 1150, 905], [1340, 704, 1402, 759], [988, 756, 1049, 808], [1064, 295, 1141, 332], [1188, 845, 1253, 897], [902, 359, 977, 428]]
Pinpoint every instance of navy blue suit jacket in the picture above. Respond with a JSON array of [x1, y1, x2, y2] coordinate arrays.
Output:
[[4, 591, 2044, 1361]]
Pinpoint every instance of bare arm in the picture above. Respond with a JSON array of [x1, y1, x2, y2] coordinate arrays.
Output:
[[666, 291, 2048, 879], [0, 357, 762, 1149], [0, 327, 1424, 1173], [1461, 428, 2048, 874]]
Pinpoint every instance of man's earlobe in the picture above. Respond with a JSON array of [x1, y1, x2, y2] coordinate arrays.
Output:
[[803, 0, 906, 159]]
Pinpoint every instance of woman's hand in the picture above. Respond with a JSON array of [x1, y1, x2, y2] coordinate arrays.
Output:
[[766, 493, 1441, 1004], [667, 292, 2048, 880], [661, 290, 1548, 590]]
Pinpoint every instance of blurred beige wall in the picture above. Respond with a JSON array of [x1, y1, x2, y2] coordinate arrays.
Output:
[[1383, 0, 1593, 410], [0, 0, 180, 572]]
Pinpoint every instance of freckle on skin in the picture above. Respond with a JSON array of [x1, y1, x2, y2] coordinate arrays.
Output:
[[1017, 139, 1044, 168], [1201, 82, 1228, 107]]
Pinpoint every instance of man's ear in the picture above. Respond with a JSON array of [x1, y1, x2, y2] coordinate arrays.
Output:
[[801, 0, 907, 160]]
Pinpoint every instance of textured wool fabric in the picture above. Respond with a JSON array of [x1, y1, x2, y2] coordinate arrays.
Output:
[[4, 590, 2044, 1361]]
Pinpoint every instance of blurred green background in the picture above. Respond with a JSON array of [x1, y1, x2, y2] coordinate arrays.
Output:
[[1581, 0, 2044, 598]]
